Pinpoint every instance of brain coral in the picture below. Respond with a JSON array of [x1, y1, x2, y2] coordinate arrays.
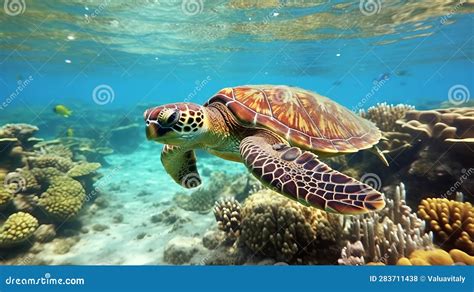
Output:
[[30, 155, 74, 172], [418, 198, 473, 255], [0, 212, 38, 248], [240, 190, 339, 263], [37, 176, 86, 221]]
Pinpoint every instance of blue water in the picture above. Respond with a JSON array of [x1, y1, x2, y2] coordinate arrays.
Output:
[[1, 1, 473, 116], [0, 0, 473, 267]]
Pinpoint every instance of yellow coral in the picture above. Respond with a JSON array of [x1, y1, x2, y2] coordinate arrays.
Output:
[[0, 212, 38, 248], [397, 257, 412, 265], [449, 249, 474, 265], [0, 185, 12, 209], [67, 162, 101, 178], [398, 248, 473, 266], [418, 198, 474, 255], [410, 249, 454, 265], [37, 176, 86, 221]]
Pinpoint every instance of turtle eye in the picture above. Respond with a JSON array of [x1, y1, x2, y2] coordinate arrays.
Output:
[[160, 109, 180, 128]]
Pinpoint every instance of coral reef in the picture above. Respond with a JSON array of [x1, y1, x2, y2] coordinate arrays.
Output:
[[163, 236, 205, 265], [418, 198, 473, 255], [359, 102, 415, 132], [239, 190, 342, 264], [0, 212, 38, 248], [340, 183, 433, 265], [0, 123, 102, 261], [397, 248, 473, 265], [213, 198, 241, 238], [37, 175, 86, 221], [396, 107, 473, 147]]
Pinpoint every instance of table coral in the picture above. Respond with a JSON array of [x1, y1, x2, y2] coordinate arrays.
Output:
[[0, 212, 38, 248], [67, 162, 101, 178], [418, 198, 473, 255], [396, 107, 474, 153]]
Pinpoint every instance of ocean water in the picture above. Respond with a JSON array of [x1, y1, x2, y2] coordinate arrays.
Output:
[[0, 1, 473, 266]]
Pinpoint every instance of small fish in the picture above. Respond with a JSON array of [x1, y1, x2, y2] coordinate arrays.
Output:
[[395, 70, 409, 76], [372, 73, 390, 85], [53, 104, 72, 118], [333, 80, 342, 86], [66, 128, 74, 137], [16, 74, 24, 81]]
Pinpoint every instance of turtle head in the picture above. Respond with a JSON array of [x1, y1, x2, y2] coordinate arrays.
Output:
[[144, 103, 207, 146]]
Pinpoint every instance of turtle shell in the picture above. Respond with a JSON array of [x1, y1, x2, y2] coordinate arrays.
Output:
[[204, 85, 381, 154]]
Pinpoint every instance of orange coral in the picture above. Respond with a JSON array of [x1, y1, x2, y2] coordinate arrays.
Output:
[[397, 248, 473, 265], [418, 198, 473, 255]]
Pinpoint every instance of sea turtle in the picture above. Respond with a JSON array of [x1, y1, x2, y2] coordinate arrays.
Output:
[[144, 85, 386, 215]]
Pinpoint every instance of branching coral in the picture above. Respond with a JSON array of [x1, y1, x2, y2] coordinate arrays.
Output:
[[0, 212, 38, 248], [214, 198, 242, 238], [340, 183, 433, 265], [239, 190, 341, 264], [359, 102, 415, 132], [418, 198, 473, 255]]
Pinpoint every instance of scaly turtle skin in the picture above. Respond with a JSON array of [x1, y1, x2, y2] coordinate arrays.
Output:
[[144, 85, 386, 215]]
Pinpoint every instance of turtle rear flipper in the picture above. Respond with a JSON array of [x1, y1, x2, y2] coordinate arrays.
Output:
[[239, 133, 385, 215]]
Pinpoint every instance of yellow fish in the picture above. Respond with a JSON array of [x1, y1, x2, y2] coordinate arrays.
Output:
[[53, 105, 72, 118], [66, 128, 74, 137]]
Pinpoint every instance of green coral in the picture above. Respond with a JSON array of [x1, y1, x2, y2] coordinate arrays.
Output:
[[240, 190, 341, 264], [30, 155, 74, 172], [0, 212, 38, 248], [37, 176, 86, 221], [0, 185, 13, 209], [67, 162, 101, 178]]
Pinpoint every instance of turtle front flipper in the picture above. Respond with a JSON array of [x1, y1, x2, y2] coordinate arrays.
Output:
[[239, 135, 385, 215], [161, 144, 201, 188]]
